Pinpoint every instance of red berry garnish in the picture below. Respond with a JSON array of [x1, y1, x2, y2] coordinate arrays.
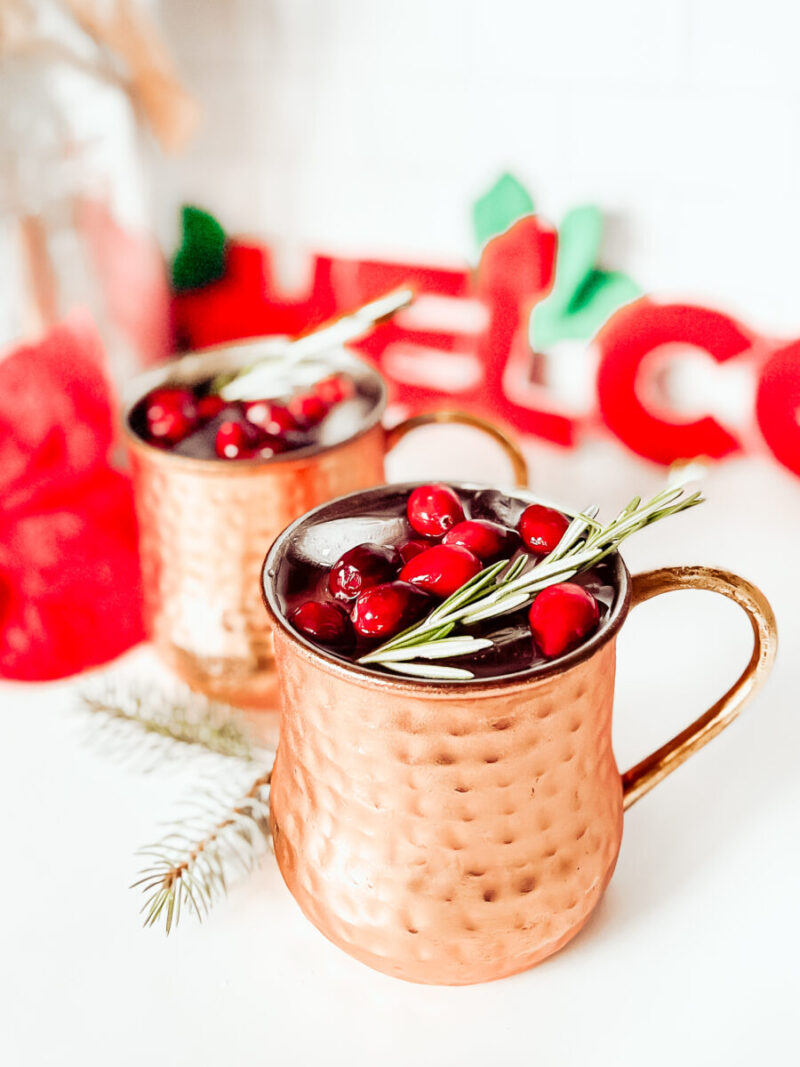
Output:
[[328, 543, 401, 602], [314, 374, 353, 405], [256, 434, 288, 459], [518, 504, 570, 556], [399, 543, 482, 598], [351, 581, 430, 639], [196, 394, 226, 420], [398, 539, 430, 564], [144, 387, 198, 445], [289, 392, 329, 427], [244, 401, 298, 435], [214, 419, 264, 459], [290, 601, 352, 647], [528, 583, 599, 659], [407, 484, 465, 537], [442, 519, 519, 562]]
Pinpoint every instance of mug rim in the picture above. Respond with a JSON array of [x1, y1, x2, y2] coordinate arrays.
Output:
[[120, 341, 389, 473], [261, 481, 633, 696]]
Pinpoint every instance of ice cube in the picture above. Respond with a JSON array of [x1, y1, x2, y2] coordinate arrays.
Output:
[[457, 619, 537, 674], [317, 396, 373, 447], [469, 489, 526, 527], [289, 516, 409, 567]]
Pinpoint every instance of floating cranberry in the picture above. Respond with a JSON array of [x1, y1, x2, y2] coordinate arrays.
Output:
[[407, 484, 465, 537], [351, 581, 430, 639], [256, 434, 288, 459], [289, 392, 329, 427], [144, 387, 198, 445], [398, 539, 431, 564], [518, 504, 570, 556], [328, 543, 401, 601], [214, 419, 264, 459], [528, 583, 599, 659], [314, 374, 353, 405], [290, 601, 352, 647], [196, 394, 226, 420], [245, 401, 298, 435], [399, 543, 482, 598], [442, 519, 519, 562]]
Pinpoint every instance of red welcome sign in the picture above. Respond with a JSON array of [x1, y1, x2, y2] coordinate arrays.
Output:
[[172, 212, 800, 479]]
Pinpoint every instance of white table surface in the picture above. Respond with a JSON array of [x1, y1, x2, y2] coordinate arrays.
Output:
[[2, 430, 799, 1067]]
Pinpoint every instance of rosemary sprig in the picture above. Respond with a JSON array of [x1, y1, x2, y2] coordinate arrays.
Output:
[[359, 485, 704, 680], [78, 682, 257, 767], [216, 287, 413, 401], [132, 768, 273, 934]]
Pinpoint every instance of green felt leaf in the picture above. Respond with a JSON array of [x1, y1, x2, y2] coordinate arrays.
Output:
[[552, 205, 603, 299], [171, 205, 228, 292], [472, 172, 535, 249], [531, 204, 640, 350]]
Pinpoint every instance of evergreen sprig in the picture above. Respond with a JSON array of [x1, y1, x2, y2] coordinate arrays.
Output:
[[78, 682, 258, 767], [132, 769, 273, 934], [80, 679, 275, 933], [359, 485, 704, 680]]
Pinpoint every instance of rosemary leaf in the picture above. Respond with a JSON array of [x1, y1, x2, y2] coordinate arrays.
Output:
[[502, 555, 529, 582], [361, 636, 491, 664], [460, 591, 535, 624], [382, 662, 475, 680]]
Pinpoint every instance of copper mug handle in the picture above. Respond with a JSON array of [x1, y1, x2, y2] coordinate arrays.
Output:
[[622, 566, 778, 809], [386, 411, 529, 488]]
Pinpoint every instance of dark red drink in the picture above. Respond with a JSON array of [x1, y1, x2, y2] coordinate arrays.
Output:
[[269, 484, 619, 681], [129, 366, 383, 462]]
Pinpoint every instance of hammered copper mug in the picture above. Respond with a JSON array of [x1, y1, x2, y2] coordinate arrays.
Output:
[[123, 346, 528, 711], [261, 485, 778, 985]]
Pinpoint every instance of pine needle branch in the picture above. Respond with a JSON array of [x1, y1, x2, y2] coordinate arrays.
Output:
[[78, 681, 258, 768], [132, 767, 274, 933]]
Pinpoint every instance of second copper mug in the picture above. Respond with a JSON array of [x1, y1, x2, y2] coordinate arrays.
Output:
[[261, 484, 778, 985], [123, 346, 528, 709]]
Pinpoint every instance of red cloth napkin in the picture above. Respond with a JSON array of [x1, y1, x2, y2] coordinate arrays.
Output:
[[0, 314, 145, 680]]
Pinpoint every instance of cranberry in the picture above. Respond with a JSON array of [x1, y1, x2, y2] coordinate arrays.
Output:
[[528, 583, 599, 659], [290, 601, 352, 647], [144, 387, 198, 445], [407, 484, 465, 537], [256, 434, 288, 459], [351, 581, 430, 639], [245, 401, 298, 435], [442, 519, 519, 562], [289, 392, 329, 427], [399, 543, 482, 598], [196, 394, 226, 420], [314, 374, 353, 405], [518, 504, 570, 556], [214, 419, 264, 459], [398, 539, 431, 564], [328, 543, 401, 601]]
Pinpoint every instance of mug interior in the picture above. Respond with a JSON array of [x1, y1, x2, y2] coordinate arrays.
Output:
[[121, 342, 388, 468], [262, 481, 632, 692]]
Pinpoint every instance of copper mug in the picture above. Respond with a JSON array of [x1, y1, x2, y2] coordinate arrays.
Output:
[[122, 347, 528, 710], [261, 484, 778, 985]]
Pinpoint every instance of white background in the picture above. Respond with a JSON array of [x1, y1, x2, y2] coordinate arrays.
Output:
[[151, 0, 800, 336], [2, 434, 799, 1067]]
